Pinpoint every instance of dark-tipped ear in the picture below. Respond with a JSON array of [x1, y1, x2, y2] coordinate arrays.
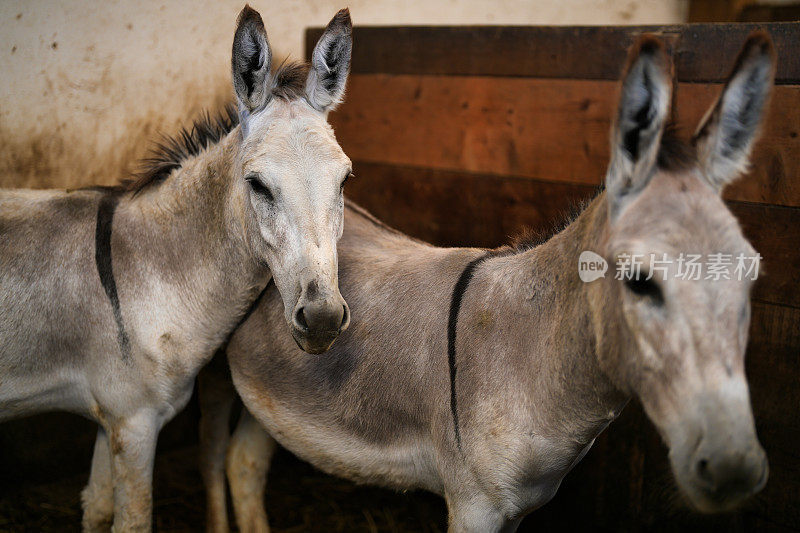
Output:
[[232, 5, 272, 122], [306, 8, 352, 112], [692, 31, 775, 192], [607, 36, 672, 220]]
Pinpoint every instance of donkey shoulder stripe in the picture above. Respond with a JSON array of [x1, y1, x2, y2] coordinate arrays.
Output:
[[95, 192, 131, 361], [447, 251, 495, 451]]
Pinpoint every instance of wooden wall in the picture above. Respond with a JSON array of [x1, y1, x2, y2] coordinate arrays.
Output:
[[307, 23, 800, 531]]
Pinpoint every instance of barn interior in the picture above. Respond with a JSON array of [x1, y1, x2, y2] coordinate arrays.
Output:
[[1, 1, 798, 531]]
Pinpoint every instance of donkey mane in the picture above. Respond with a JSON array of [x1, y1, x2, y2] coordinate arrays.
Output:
[[128, 61, 310, 195], [510, 197, 594, 253]]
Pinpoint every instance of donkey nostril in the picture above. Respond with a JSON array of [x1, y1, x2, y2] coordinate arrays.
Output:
[[696, 458, 714, 485], [339, 304, 350, 330], [294, 307, 308, 330]]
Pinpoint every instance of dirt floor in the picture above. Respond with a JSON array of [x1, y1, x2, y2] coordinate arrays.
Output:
[[0, 445, 448, 532], [1, 408, 781, 532]]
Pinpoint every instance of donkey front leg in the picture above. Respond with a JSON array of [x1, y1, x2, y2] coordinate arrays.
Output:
[[82, 428, 114, 532], [108, 413, 160, 532], [226, 409, 276, 533], [198, 367, 237, 533]]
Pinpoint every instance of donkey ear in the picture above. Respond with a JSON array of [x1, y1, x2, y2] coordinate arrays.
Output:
[[232, 6, 272, 120], [692, 32, 775, 192], [607, 36, 672, 220], [306, 8, 353, 112]]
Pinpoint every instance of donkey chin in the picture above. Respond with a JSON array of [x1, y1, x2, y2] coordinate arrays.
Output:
[[660, 382, 768, 513]]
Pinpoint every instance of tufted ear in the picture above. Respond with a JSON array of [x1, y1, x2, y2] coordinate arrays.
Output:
[[692, 32, 775, 192], [305, 8, 353, 112], [232, 5, 272, 126], [606, 36, 673, 220]]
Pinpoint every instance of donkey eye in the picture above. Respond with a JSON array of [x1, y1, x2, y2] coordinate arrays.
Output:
[[341, 171, 354, 191], [246, 174, 274, 202], [624, 277, 664, 305]]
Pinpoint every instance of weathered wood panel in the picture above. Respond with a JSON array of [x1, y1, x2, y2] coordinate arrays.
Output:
[[347, 162, 800, 308], [308, 23, 800, 83], [333, 78, 800, 207]]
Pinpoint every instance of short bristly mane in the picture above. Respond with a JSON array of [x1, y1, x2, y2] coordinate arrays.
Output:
[[129, 105, 239, 195], [128, 61, 310, 195]]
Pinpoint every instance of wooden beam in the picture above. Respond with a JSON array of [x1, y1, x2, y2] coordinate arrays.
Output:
[[332, 77, 800, 207], [308, 23, 800, 84]]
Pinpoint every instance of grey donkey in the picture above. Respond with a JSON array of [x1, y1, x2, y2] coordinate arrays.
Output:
[[197, 33, 775, 532], [0, 6, 354, 531]]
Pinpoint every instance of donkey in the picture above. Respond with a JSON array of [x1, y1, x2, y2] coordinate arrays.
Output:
[[199, 33, 775, 532], [0, 6, 354, 531]]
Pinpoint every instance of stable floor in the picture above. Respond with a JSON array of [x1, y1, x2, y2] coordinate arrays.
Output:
[[0, 445, 447, 532]]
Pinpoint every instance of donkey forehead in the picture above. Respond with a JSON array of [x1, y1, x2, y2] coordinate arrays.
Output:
[[611, 171, 754, 256], [242, 101, 349, 167]]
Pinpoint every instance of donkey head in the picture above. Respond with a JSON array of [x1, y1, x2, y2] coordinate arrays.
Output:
[[592, 34, 774, 511], [230, 6, 352, 354]]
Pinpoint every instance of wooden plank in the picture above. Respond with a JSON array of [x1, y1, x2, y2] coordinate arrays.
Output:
[[347, 162, 800, 308], [348, 161, 598, 249], [333, 76, 800, 207], [688, 0, 751, 23], [308, 23, 800, 83], [730, 202, 800, 308]]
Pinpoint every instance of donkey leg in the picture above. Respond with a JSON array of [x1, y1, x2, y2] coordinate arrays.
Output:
[[82, 427, 114, 532], [198, 367, 237, 533], [226, 409, 276, 533], [108, 413, 159, 532]]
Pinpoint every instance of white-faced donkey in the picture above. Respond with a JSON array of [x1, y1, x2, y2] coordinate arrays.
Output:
[[0, 6, 354, 531], [199, 33, 775, 532]]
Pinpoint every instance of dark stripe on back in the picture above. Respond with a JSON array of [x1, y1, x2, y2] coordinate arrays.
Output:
[[95, 192, 130, 360], [447, 251, 494, 451]]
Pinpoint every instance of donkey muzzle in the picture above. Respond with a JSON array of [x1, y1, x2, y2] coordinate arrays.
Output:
[[668, 385, 768, 513], [687, 435, 768, 512], [291, 293, 350, 354]]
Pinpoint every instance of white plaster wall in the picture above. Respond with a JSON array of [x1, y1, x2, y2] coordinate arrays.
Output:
[[0, 0, 688, 188]]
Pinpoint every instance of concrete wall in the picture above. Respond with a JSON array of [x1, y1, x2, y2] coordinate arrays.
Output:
[[0, 0, 688, 189]]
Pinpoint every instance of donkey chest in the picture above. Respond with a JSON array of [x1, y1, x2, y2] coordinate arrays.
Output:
[[470, 430, 598, 514]]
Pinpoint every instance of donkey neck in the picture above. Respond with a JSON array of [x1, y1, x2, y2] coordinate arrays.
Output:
[[464, 193, 627, 447], [128, 128, 243, 237], [114, 127, 269, 350]]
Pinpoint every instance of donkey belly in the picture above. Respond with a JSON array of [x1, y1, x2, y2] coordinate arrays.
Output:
[[235, 379, 443, 494], [0, 368, 90, 421], [0, 191, 107, 421]]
